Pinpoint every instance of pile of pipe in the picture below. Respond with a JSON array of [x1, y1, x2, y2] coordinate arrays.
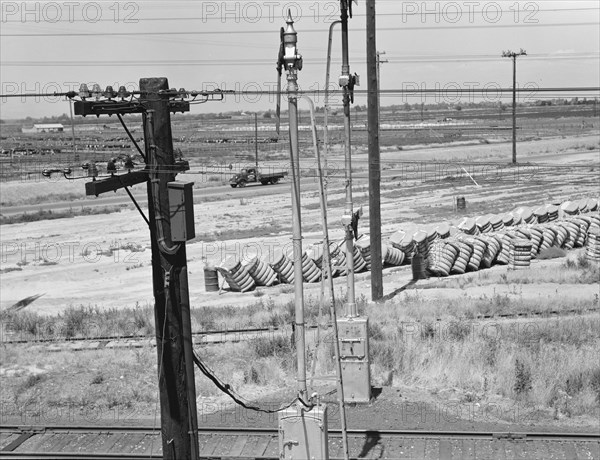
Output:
[[215, 197, 599, 291], [587, 227, 600, 262], [423, 199, 599, 278]]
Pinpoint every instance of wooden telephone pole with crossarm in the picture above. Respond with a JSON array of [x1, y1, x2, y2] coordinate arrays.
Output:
[[75, 77, 214, 460]]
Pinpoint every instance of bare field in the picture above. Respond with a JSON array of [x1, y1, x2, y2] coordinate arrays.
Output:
[[1, 134, 598, 313]]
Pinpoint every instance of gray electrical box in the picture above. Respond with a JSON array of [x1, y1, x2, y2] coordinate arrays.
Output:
[[167, 181, 195, 242], [338, 316, 371, 403], [279, 403, 329, 460]]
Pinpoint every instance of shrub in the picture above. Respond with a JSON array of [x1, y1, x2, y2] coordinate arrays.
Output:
[[514, 359, 532, 396], [91, 373, 104, 385], [244, 365, 259, 384], [20, 374, 45, 392], [420, 322, 436, 340], [251, 336, 291, 358], [590, 368, 600, 403], [445, 321, 471, 342]]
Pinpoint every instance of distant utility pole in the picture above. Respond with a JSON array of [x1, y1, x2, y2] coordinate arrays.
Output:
[[369, 7, 383, 301], [375, 51, 387, 123], [254, 112, 259, 170], [502, 48, 527, 164]]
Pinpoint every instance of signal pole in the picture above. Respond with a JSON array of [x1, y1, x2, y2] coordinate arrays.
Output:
[[340, 0, 358, 316], [502, 49, 527, 164], [281, 10, 308, 403], [369, 5, 383, 300], [337, 0, 371, 405], [278, 14, 331, 460]]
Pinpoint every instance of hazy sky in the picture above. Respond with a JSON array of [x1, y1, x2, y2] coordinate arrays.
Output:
[[1, 0, 599, 119]]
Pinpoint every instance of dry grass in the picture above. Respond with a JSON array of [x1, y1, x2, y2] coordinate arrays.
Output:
[[1, 254, 598, 424], [0, 205, 130, 225], [367, 313, 599, 416], [418, 254, 599, 291], [0, 180, 87, 207]]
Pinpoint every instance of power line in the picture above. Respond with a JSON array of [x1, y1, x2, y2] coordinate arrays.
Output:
[[1, 7, 596, 23], [3, 52, 597, 67], [2, 87, 598, 99], [2, 22, 598, 37]]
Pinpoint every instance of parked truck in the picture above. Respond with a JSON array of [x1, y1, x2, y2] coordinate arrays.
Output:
[[229, 167, 287, 188]]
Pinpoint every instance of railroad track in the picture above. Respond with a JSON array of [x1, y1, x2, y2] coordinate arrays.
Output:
[[3, 306, 599, 351], [0, 425, 598, 459]]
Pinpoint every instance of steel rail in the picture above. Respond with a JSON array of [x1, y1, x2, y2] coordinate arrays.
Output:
[[1, 425, 597, 460], [3, 307, 599, 346], [2, 424, 599, 439]]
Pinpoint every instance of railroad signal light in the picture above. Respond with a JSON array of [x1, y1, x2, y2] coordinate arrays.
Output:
[[79, 83, 91, 99], [282, 10, 303, 71]]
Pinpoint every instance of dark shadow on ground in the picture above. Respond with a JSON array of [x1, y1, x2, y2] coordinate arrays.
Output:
[[371, 387, 383, 400], [381, 279, 416, 302], [357, 431, 383, 458]]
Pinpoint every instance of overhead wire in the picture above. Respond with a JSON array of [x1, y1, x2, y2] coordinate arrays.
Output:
[[117, 114, 146, 161], [2, 21, 599, 37], [1, 6, 596, 23], [4, 53, 600, 67], [2, 87, 599, 98]]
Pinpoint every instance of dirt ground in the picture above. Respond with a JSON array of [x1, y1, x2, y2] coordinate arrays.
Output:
[[0, 134, 598, 314]]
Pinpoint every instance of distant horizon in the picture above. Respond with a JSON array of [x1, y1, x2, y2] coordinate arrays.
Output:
[[1, 95, 597, 124]]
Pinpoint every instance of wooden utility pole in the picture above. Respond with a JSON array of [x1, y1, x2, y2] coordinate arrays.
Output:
[[502, 49, 526, 164], [140, 77, 199, 460], [254, 112, 259, 170], [367, 0, 383, 301], [75, 78, 227, 460]]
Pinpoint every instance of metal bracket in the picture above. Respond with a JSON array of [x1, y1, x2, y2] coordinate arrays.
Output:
[[74, 100, 190, 117]]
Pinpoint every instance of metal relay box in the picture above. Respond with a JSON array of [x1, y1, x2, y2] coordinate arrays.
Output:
[[279, 403, 329, 460], [167, 181, 195, 242], [341, 360, 371, 403], [338, 316, 371, 403]]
